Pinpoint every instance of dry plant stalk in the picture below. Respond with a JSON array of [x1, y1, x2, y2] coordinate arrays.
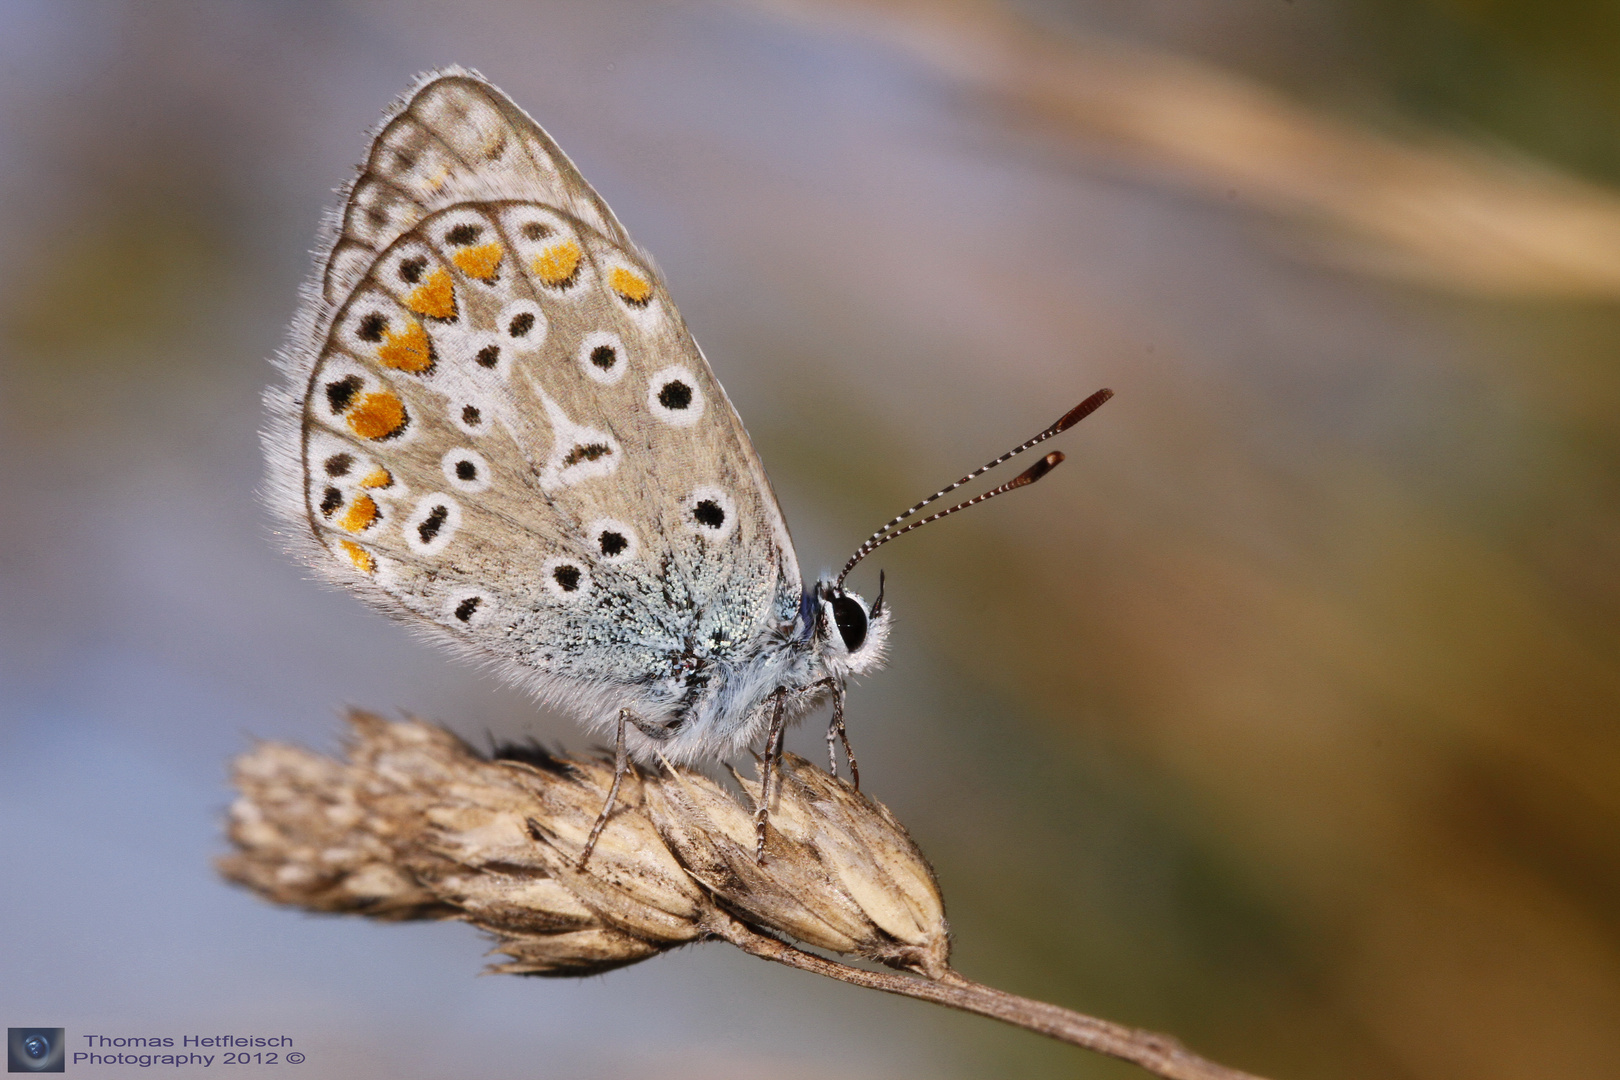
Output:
[[760, 0, 1620, 298], [221, 712, 1269, 1080]]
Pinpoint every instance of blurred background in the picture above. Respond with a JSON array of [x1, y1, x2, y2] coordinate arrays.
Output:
[[3, 1, 1619, 1077]]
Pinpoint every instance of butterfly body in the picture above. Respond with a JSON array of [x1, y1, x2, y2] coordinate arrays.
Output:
[[266, 69, 889, 766]]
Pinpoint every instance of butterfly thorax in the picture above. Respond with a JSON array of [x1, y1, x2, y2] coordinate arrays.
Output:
[[611, 576, 891, 764]]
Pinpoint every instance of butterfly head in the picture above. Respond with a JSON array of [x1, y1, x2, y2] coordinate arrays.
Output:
[[811, 571, 890, 676]]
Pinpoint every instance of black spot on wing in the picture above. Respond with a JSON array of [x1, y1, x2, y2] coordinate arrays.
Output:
[[693, 500, 725, 529], [418, 505, 449, 544], [658, 381, 692, 409], [325, 375, 362, 414]]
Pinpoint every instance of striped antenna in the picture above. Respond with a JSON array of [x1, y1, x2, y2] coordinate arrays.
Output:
[[836, 389, 1112, 590]]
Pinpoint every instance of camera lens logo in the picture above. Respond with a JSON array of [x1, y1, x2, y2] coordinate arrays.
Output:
[[7, 1030, 64, 1073]]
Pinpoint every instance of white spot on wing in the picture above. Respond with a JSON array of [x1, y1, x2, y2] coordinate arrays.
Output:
[[404, 493, 461, 554], [587, 518, 639, 564], [527, 380, 621, 492], [441, 448, 492, 492], [646, 365, 705, 427], [577, 330, 627, 385], [685, 486, 737, 541], [498, 299, 547, 347], [541, 556, 592, 601]]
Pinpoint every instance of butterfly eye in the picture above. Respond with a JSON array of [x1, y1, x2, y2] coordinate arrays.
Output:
[[831, 595, 869, 652]]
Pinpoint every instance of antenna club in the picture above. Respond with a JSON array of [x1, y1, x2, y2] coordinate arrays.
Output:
[[1014, 451, 1064, 487], [1053, 388, 1114, 434]]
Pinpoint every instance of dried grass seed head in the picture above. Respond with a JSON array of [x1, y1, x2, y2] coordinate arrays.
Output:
[[646, 753, 950, 974]]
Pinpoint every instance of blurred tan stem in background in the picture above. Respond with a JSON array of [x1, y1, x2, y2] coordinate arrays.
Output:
[[756, 0, 1620, 297]]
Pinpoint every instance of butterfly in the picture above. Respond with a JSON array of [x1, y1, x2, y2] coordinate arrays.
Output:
[[264, 67, 1110, 860]]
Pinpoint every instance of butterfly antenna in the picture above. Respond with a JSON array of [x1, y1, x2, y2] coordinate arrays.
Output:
[[836, 388, 1112, 590]]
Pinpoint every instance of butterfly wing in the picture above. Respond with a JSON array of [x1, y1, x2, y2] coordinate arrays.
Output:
[[266, 69, 805, 733]]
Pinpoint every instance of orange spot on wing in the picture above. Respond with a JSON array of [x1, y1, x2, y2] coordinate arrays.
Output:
[[377, 320, 435, 372], [359, 467, 393, 489], [608, 266, 652, 305], [339, 493, 380, 533], [405, 268, 457, 320], [453, 242, 504, 281], [347, 392, 408, 440], [339, 540, 375, 574], [532, 240, 582, 286]]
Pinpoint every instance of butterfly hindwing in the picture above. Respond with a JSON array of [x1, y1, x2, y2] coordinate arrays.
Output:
[[322, 69, 633, 306]]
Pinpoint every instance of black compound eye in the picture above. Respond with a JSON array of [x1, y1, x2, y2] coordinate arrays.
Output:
[[831, 595, 868, 652]]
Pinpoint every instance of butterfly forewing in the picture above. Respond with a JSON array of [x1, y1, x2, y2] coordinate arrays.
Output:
[[286, 70, 803, 711]]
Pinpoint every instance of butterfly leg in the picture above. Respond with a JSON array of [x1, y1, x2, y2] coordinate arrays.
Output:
[[754, 688, 788, 863], [825, 706, 838, 777], [811, 677, 860, 789], [579, 709, 631, 868], [830, 684, 860, 790]]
